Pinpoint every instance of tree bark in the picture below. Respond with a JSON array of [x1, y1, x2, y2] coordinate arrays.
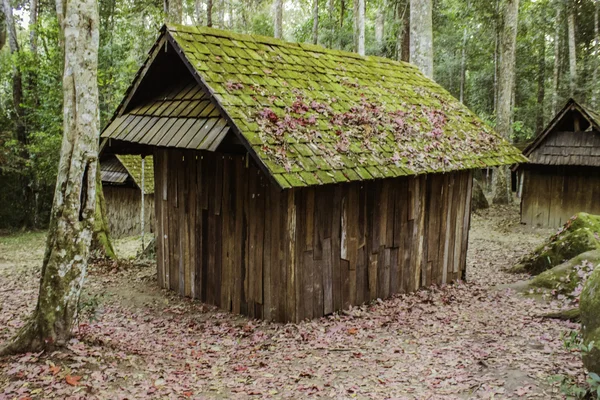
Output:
[[194, 0, 203, 25], [29, 0, 38, 51], [0, 7, 5, 50], [312, 0, 318, 45], [535, 10, 546, 134], [375, 0, 385, 48], [552, 2, 562, 112], [0, 0, 100, 355], [493, 0, 500, 113], [492, 0, 519, 205], [353, 0, 365, 56], [273, 0, 282, 38], [459, 26, 468, 103], [2, 0, 25, 145], [566, 0, 576, 97], [409, 0, 433, 78], [207, 0, 212, 26], [165, 0, 183, 24]]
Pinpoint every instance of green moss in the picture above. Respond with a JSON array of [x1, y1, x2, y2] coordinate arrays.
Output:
[[581, 263, 600, 374], [514, 213, 600, 275], [530, 250, 600, 293]]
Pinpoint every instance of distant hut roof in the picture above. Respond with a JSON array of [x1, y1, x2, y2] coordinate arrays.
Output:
[[522, 98, 600, 167], [100, 155, 155, 194], [102, 24, 525, 189]]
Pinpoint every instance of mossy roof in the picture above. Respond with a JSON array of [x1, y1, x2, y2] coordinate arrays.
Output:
[[127, 24, 526, 188], [116, 155, 155, 194]]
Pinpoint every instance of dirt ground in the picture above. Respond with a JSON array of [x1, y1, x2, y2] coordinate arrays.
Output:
[[0, 205, 586, 399]]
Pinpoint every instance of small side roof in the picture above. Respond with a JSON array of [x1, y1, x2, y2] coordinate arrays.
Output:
[[520, 98, 600, 167], [100, 155, 155, 194], [102, 24, 526, 189]]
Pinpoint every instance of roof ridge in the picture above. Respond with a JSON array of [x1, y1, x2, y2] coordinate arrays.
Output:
[[165, 23, 419, 72]]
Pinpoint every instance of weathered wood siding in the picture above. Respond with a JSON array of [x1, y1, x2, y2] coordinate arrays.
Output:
[[528, 130, 600, 167], [154, 148, 473, 322], [521, 165, 600, 227], [104, 186, 155, 238]]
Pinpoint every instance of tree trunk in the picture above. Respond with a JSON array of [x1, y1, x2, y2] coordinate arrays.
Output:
[[375, 0, 385, 48], [2, 0, 25, 145], [552, 3, 562, 112], [312, 0, 318, 45], [593, 0, 599, 108], [566, 0, 576, 97], [459, 26, 468, 103], [207, 0, 212, 26], [409, 0, 433, 78], [92, 166, 116, 259], [492, 0, 519, 205], [273, 0, 282, 38], [194, 0, 203, 25], [0, 0, 100, 356], [493, 0, 500, 113], [29, 0, 38, 51], [353, 0, 365, 56], [535, 11, 546, 134], [0, 7, 5, 50], [165, 0, 183, 24]]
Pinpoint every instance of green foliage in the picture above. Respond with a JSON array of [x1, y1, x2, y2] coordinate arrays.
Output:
[[553, 331, 600, 399]]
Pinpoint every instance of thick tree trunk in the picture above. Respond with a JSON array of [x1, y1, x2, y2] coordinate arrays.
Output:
[[396, 1, 409, 62], [493, 0, 500, 113], [194, 0, 203, 25], [566, 0, 576, 97], [353, 0, 365, 56], [492, 0, 519, 205], [0, 8, 5, 50], [29, 0, 38, 51], [273, 0, 283, 38], [165, 0, 183, 24], [375, 0, 385, 48], [459, 26, 468, 103], [552, 3, 562, 112], [535, 14, 546, 134], [0, 0, 99, 356], [312, 0, 318, 45], [409, 0, 433, 78], [207, 0, 212, 26]]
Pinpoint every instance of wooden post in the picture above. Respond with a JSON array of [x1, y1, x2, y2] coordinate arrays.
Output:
[[141, 155, 145, 250]]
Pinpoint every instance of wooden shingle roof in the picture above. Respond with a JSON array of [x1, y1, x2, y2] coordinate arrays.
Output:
[[100, 155, 155, 194], [103, 24, 525, 189], [522, 98, 600, 167]]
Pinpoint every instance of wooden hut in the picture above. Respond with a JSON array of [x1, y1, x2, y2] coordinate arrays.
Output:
[[518, 99, 600, 227], [100, 155, 155, 238], [100, 25, 524, 322]]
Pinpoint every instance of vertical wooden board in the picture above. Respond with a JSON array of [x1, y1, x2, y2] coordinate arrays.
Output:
[[254, 172, 265, 306], [294, 189, 306, 321], [262, 181, 272, 320], [385, 181, 396, 247], [220, 156, 232, 310], [459, 172, 473, 277], [368, 182, 380, 253], [303, 251, 315, 320], [346, 184, 359, 307], [330, 185, 343, 311], [313, 242, 325, 318], [286, 189, 297, 322], [266, 185, 280, 320], [379, 247, 391, 299], [168, 150, 179, 292], [245, 168, 256, 303], [187, 151, 197, 298], [445, 173, 458, 281], [213, 155, 224, 215], [305, 188, 314, 251], [440, 174, 452, 285], [195, 155, 204, 300], [356, 185, 368, 304], [153, 150, 164, 288], [414, 175, 427, 290], [378, 182, 389, 247], [232, 157, 245, 314], [341, 195, 348, 261], [322, 237, 333, 315], [390, 248, 399, 295], [201, 209, 209, 302], [368, 253, 378, 301], [161, 150, 170, 289], [452, 173, 465, 274], [277, 188, 288, 322], [181, 153, 191, 297]]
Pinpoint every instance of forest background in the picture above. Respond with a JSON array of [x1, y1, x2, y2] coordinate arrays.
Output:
[[0, 0, 598, 229]]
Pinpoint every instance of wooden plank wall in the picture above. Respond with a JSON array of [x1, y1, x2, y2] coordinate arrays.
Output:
[[154, 148, 473, 322], [104, 186, 155, 238], [521, 165, 600, 227]]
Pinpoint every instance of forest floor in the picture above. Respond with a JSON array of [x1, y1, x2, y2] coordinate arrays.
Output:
[[0, 205, 587, 399]]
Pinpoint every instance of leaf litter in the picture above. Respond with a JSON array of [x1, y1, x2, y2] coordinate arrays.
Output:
[[0, 206, 586, 399]]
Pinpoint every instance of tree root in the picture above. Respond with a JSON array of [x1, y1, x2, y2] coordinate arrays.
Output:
[[541, 308, 580, 322]]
